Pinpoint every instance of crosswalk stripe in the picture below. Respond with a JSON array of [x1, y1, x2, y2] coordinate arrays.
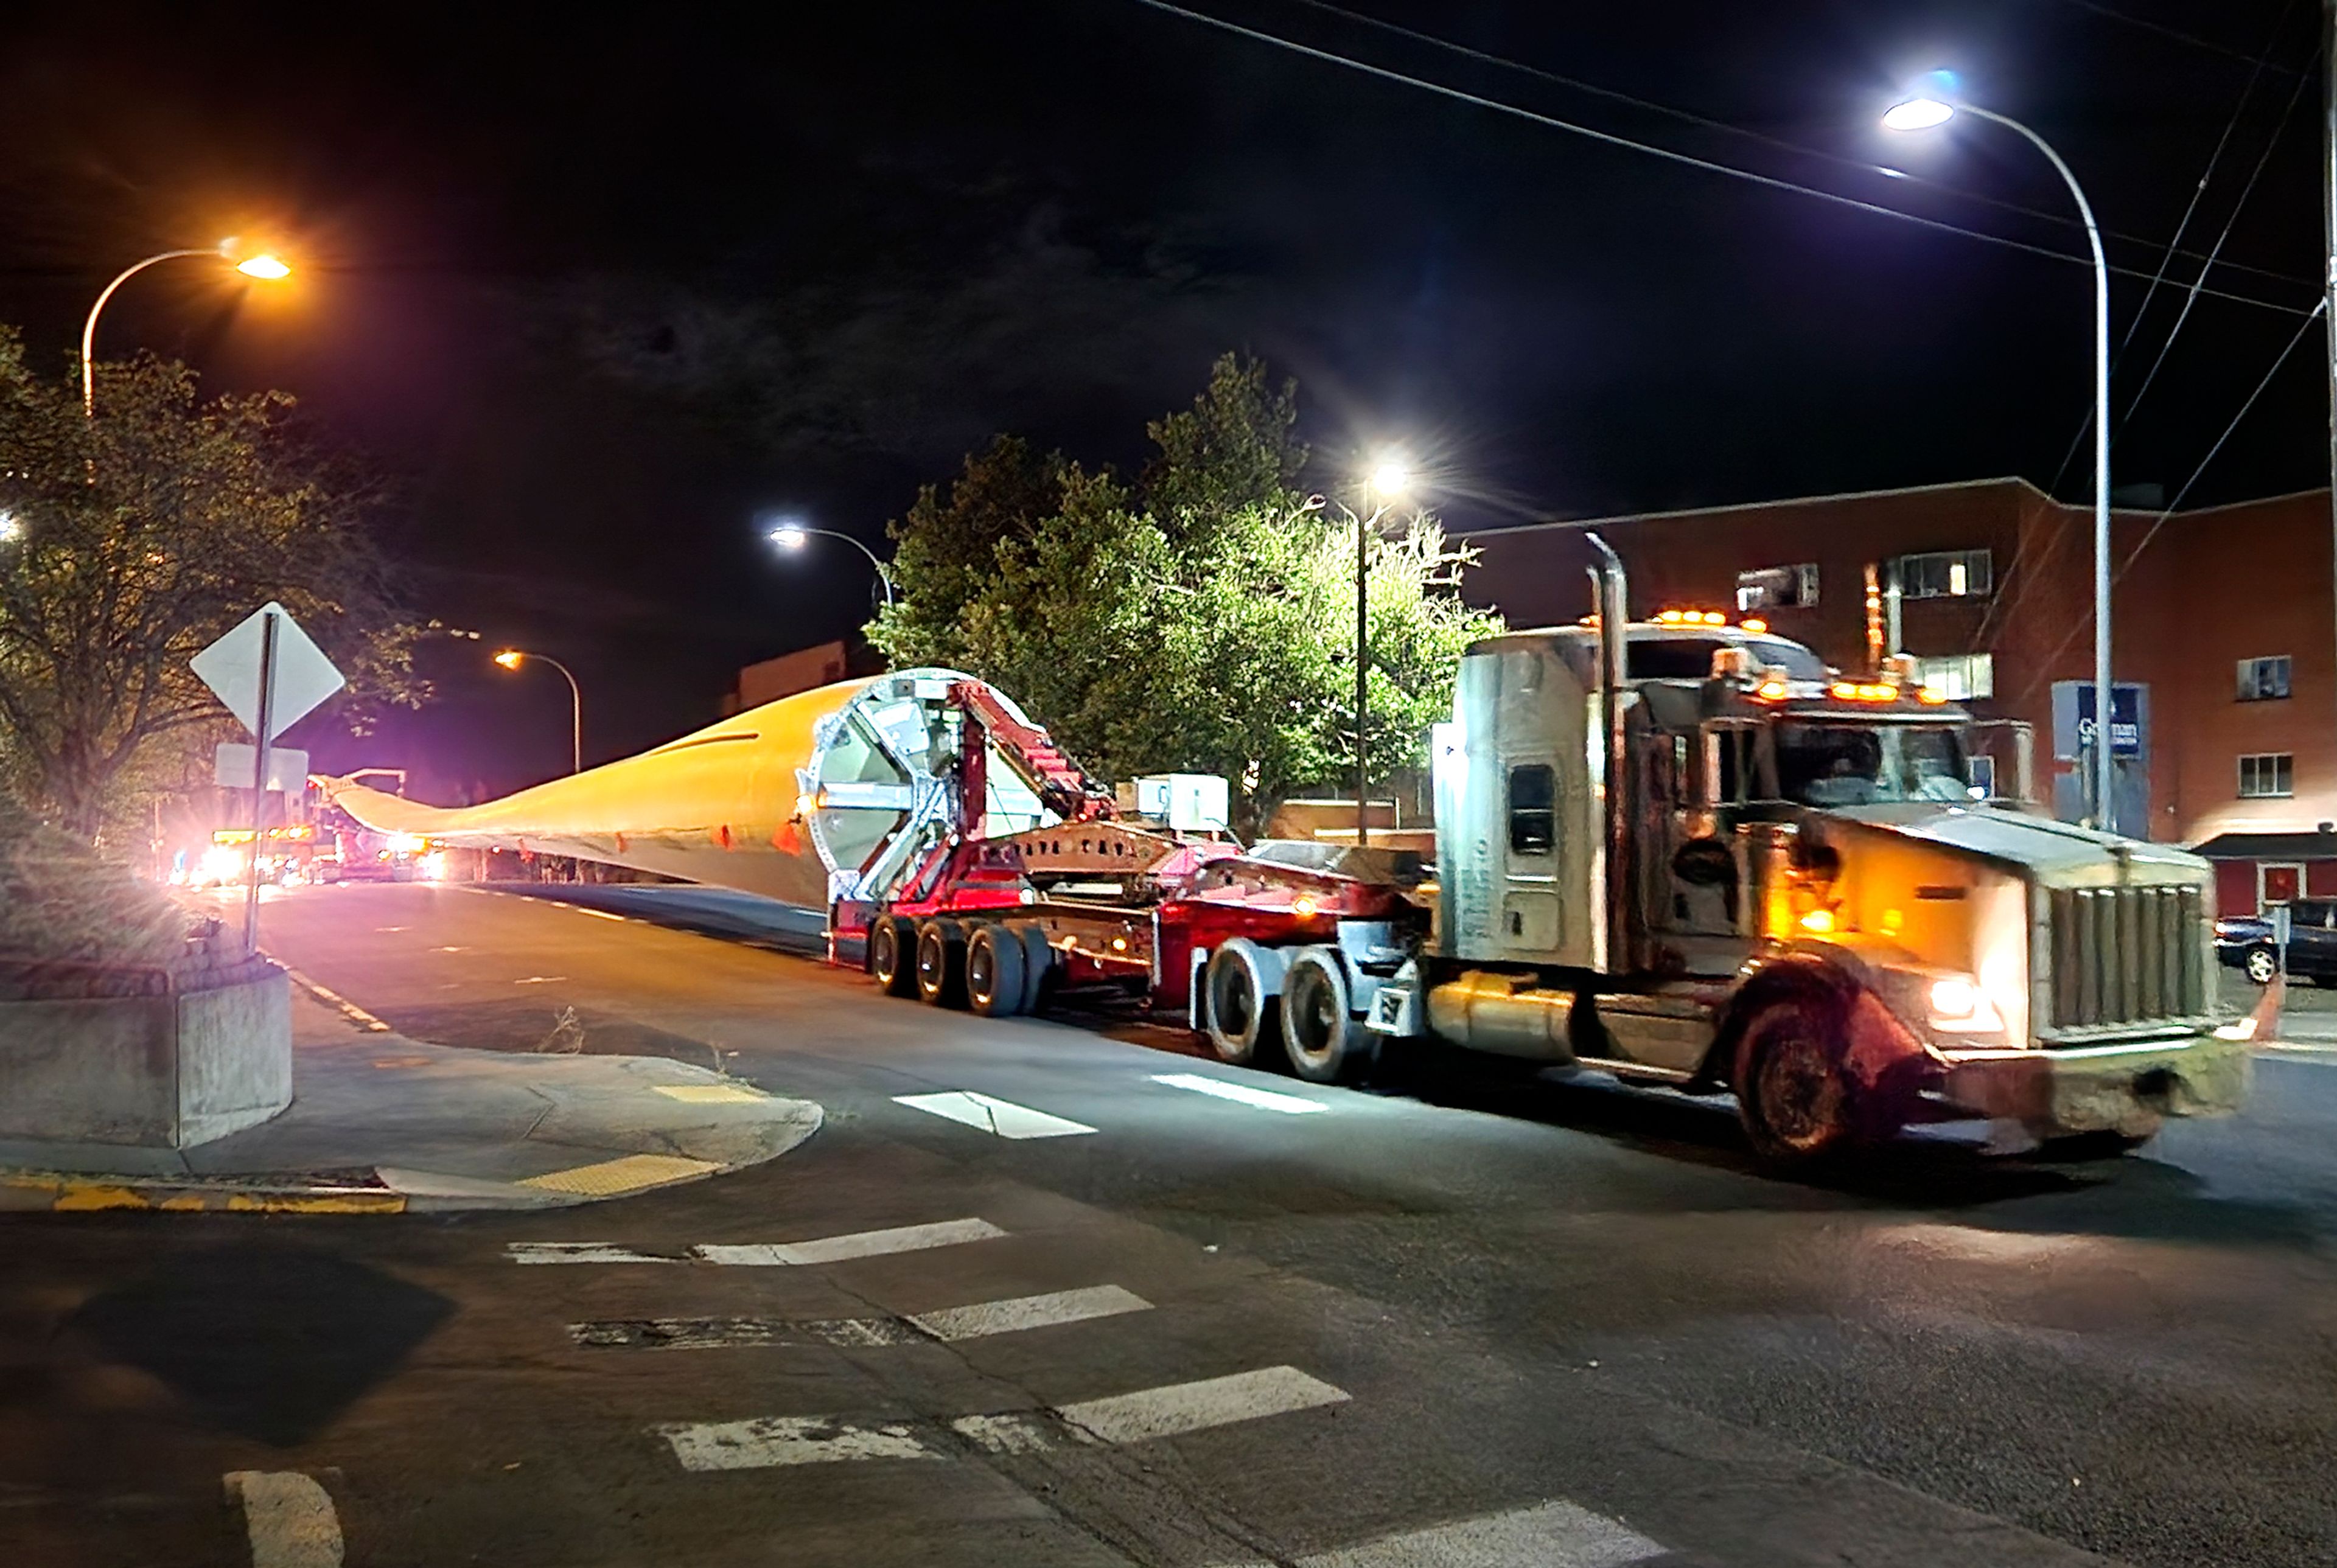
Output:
[[892, 1090, 1097, 1138], [909, 1284, 1151, 1342], [659, 1415, 942, 1471], [697, 1218, 1008, 1265], [658, 1365, 1351, 1471], [506, 1218, 1006, 1267], [1296, 1500, 1666, 1568], [1150, 1072, 1329, 1114], [1057, 1366, 1350, 1444], [224, 1471, 343, 1568]]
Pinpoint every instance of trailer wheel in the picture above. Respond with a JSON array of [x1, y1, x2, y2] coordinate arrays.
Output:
[[965, 924, 1027, 1017], [915, 919, 965, 1008], [1203, 938, 1282, 1067], [1733, 996, 1853, 1164], [1280, 946, 1371, 1085], [1017, 925, 1055, 1015], [870, 917, 918, 997]]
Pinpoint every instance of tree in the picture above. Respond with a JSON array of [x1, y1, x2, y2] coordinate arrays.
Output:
[[870, 354, 1501, 832], [0, 332, 419, 841]]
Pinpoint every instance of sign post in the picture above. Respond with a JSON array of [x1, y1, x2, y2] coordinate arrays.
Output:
[[242, 609, 280, 952], [190, 602, 346, 953]]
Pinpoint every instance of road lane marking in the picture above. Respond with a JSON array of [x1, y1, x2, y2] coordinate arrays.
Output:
[[509, 1218, 1007, 1267], [1150, 1071, 1329, 1114], [573, 1315, 921, 1350], [571, 1283, 1148, 1351], [893, 1090, 1097, 1138], [283, 969, 394, 1033], [910, 1284, 1151, 1342], [573, 906, 627, 921], [224, 1470, 343, 1567], [513, 975, 568, 984], [697, 1217, 1009, 1265], [654, 1083, 769, 1103], [659, 1415, 941, 1471], [1296, 1500, 1666, 1567], [1058, 1367, 1349, 1444], [516, 1153, 722, 1197], [658, 1364, 1350, 1471], [509, 1242, 684, 1264]]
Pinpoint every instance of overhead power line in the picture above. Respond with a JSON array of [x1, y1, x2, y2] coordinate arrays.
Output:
[[1285, 0, 2314, 292], [1127, 0, 2318, 317], [2046, 0, 2304, 76], [2013, 294, 2330, 706]]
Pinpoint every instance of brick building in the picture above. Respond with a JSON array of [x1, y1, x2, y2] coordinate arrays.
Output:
[[1458, 478, 2337, 913]]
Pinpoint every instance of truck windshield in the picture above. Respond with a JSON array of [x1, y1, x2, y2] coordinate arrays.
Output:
[[1776, 723, 1970, 806]]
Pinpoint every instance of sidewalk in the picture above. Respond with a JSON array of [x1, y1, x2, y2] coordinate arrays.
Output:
[[0, 992, 822, 1213]]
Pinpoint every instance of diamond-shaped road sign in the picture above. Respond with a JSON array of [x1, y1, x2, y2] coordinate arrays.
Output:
[[191, 602, 344, 738]]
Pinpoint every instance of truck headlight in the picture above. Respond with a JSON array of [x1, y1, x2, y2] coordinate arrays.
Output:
[[1927, 974, 2003, 1033]]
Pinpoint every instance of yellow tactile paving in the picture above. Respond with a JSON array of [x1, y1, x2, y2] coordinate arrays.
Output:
[[517, 1153, 722, 1196]]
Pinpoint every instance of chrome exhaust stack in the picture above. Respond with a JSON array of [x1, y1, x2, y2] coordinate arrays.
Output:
[[1585, 532, 1630, 974]]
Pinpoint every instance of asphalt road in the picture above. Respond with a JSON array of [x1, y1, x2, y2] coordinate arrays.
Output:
[[6, 880, 2336, 1568]]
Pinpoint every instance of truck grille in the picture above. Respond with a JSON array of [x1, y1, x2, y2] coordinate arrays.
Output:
[[2047, 886, 2207, 1030]]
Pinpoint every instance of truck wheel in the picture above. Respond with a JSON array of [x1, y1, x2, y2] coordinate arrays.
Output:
[[1017, 925, 1055, 1015], [1733, 996, 1853, 1164], [1280, 947, 1371, 1085], [870, 917, 918, 997], [915, 919, 965, 1008], [965, 924, 1026, 1017], [1203, 938, 1281, 1068], [2244, 946, 2277, 985]]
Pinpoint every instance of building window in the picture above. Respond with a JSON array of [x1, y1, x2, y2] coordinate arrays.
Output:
[[1910, 652, 1994, 700], [1735, 563, 1818, 612], [2237, 656, 2291, 702], [1895, 548, 1993, 599], [1507, 763, 1555, 855], [2238, 753, 2294, 799]]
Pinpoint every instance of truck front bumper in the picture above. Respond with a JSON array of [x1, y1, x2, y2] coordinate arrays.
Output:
[[1937, 1034, 2251, 1135]]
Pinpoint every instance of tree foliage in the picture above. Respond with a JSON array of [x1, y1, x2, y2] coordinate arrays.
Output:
[[0, 331, 419, 840], [870, 354, 1501, 832]]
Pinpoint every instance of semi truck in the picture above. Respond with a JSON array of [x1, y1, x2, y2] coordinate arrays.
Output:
[[320, 542, 2251, 1162], [851, 540, 2252, 1162]]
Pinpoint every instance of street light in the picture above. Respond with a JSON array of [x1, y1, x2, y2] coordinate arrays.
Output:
[[494, 649, 583, 775], [1347, 455, 1411, 849], [82, 242, 293, 417], [766, 520, 896, 608], [1884, 75, 2115, 831]]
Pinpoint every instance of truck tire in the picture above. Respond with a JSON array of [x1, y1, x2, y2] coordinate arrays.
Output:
[[1017, 925, 1054, 1015], [1733, 995, 1853, 1164], [1203, 938, 1282, 1068], [965, 923, 1026, 1017], [870, 916, 918, 997], [915, 919, 965, 1008], [1280, 946, 1371, 1085]]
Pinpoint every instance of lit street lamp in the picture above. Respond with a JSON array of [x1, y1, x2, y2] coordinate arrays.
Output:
[[1345, 456, 1410, 849], [494, 649, 583, 774], [82, 240, 293, 417], [766, 520, 896, 608], [1884, 74, 2115, 830]]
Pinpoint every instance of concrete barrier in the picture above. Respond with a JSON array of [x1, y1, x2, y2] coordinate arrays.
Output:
[[0, 964, 292, 1148]]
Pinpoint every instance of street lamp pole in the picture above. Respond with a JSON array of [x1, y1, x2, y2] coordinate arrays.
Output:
[[496, 650, 582, 773], [1349, 458, 1411, 850], [767, 523, 896, 608], [82, 244, 294, 417], [1885, 89, 2115, 831]]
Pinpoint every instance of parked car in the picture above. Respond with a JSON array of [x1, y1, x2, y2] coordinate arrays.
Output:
[[2216, 898, 2337, 984]]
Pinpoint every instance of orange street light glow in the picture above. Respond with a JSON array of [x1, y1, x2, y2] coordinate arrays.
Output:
[[236, 254, 292, 280], [494, 650, 525, 670]]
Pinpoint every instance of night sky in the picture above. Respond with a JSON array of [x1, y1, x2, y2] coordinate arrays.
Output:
[[0, 1, 2322, 796]]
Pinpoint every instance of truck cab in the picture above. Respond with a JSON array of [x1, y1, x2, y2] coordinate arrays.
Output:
[[1314, 568, 2252, 1162]]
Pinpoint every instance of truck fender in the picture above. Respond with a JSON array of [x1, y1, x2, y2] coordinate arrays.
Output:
[[1711, 951, 1930, 1137]]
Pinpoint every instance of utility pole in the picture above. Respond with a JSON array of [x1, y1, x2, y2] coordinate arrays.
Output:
[[2324, 1, 2337, 788]]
